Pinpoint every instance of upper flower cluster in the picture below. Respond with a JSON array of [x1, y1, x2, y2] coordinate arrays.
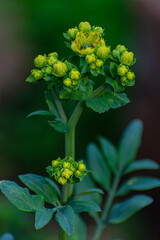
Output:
[[47, 156, 89, 185]]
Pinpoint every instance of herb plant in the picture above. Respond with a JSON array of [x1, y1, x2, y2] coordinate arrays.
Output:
[[1, 21, 160, 240]]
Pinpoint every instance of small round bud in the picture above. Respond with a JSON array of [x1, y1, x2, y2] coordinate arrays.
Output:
[[63, 78, 72, 87], [79, 21, 91, 33], [48, 57, 58, 66], [72, 80, 78, 86], [31, 69, 43, 80], [75, 170, 82, 177], [120, 76, 128, 84], [120, 51, 134, 66], [96, 59, 103, 68], [63, 162, 70, 169], [58, 177, 67, 185], [78, 163, 86, 171], [54, 61, 68, 77], [55, 171, 61, 178], [68, 28, 78, 39], [45, 66, 53, 75], [96, 46, 110, 59], [52, 160, 59, 167], [62, 169, 73, 180], [48, 52, 58, 58], [93, 27, 103, 35], [112, 49, 119, 58], [70, 166, 76, 172], [85, 54, 96, 64], [85, 47, 94, 55], [126, 71, 135, 81], [69, 69, 80, 80], [90, 63, 96, 70], [117, 65, 128, 77], [34, 55, 47, 68], [116, 45, 126, 54]]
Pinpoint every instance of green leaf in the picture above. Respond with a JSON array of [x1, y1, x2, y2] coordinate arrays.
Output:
[[0, 180, 44, 212], [27, 110, 53, 118], [87, 143, 111, 191], [0, 234, 14, 240], [86, 91, 130, 113], [45, 90, 59, 117], [19, 174, 60, 205], [55, 206, 74, 236], [118, 120, 143, 169], [105, 77, 125, 92], [123, 159, 159, 175], [80, 59, 89, 74], [109, 62, 118, 78], [99, 136, 118, 174], [35, 208, 56, 229], [70, 199, 101, 213], [26, 74, 37, 83], [117, 177, 160, 196], [68, 214, 87, 240], [45, 177, 61, 198], [48, 118, 70, 133], [74, 188, 104, 198], [108, 195, 153, 224]]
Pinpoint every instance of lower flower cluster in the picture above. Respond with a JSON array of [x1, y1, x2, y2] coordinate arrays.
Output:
[[47, 156, 89, 185]]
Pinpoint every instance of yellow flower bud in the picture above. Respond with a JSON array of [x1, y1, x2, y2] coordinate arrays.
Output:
[[120, 76, 128, 84], [116, 45, 126, 53], [85, 47, 94, 55], [63, 162, 70, 168], [93, 27, 103, 35], [70, 166, 76, 172], [96, 46, 110, 59], [45, 66, 53, 75], [79, 21, 91, 33], [85, 54, 96, 64], [69, 69, 80, 80], [68, 28, 78, 39], [52, 160, 59, 167], [112, 49, 119, 58], [75, 170, 82, 177], [63, 78, 72, 88], [48, 52, 58, 58], [72, 80, 78, 86], [55, 171, 61, 178], [117, 65, 128, 77], [58, 177, 67, 185], [96, 59, 103, 68], [62, 169, 73, 180], [90, 63, 96, 70], [54, 61, 68, 77], [120, 51, 134, 66], [34, 55, 47, 68], [78, 163, 86, 171], [31, 69, 43, 80], [48, 57, 58, 66], [126, 71, 135, 81]]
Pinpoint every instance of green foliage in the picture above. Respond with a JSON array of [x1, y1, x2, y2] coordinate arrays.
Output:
[[68, 215, 86, 240], [48, 119, 70, 133], [0, 234, 14, 240], [86, 91, 129, 113], [70, 199, 101, 213], [27, 110, 53, 118], [45, 90, 59, 117], [108, 195, 153, 224], [55, 206, 74, 236], [35, 208, 56, 229], [74, 188, 104, 198]]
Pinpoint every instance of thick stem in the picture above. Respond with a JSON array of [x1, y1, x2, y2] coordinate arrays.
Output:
[[92, 170, 121, 240]]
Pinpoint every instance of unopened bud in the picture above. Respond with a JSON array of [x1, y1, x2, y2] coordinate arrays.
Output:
[[31, 69, 43, 80], [62, 169, 73, 180], [116, 45, 126, 54], [54, 62, 68, 77], [79, 21, 91, 33], [86, 54, 96, 64], [126, 71, 135, 81], [48, 57, 58, 66], [120, 51, 134, 66], [90, 63, 96, 70], [48, 52, 58, 58], [34, 55, 47, 68], [93, 27, 104, 35], [78, 163, 86, 171], [58, 177, 67, 185], [69, 69, 80, 80], [52, 160, 59, 167], [63, 78, 72, 87], [96, 59, 103, 68], [68, 28, 78, 39], [96, 46, 110, 59], [117, 65, 128, 77]]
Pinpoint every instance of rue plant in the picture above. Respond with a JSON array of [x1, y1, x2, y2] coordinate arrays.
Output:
[[0, 21, 160, 240]]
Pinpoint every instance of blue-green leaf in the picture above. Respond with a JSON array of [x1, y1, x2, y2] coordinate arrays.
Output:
[[86, 91, 129, 113], [68, 214, 87, 240], [55, 206, 75, 236], [118, 120, 143, 169], [48, 119, 70, 133], [35, 208, 56, 229], [108, 195, 153, 224], [123, 159, 159, 175], [74, 188, 104, 198], [19, 174, 60, 205], [45, 90, 59, 117], [117, 177, 160, 196], [87, 143, 111, 191], [105, 77, 125, 92], [99, 136, 118, 174], [27, 110, 53, 118], [70, 199, 101, 213], [0, 233, 14, 240], [0, 180, 44, 212]]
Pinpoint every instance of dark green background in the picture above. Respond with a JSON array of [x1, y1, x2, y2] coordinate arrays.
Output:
[[0, 0, 160, 239]]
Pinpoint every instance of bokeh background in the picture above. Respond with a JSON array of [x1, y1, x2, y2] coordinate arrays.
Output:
[[0, 0, 160, 239]]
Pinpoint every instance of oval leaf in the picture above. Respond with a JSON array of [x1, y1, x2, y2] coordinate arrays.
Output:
[[70, 199, 101, 213], [45, 90, 59, 117], [48, 119, 70, 133], [27, 110, 53, 118], [74, 188, 104, 198], [35, 208, 56, 229], [108, 195, 153, 224], [117, 177, 160, 196], [68, 214, 87, 240]]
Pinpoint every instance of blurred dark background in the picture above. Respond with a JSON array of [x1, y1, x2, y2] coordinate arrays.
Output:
[[0, 0, 160, 239]]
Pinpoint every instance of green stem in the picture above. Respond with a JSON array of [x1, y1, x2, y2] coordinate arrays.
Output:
[[92, 170, 122, 240], [60, 101, 84, 240], [91, 83, 107, 98]]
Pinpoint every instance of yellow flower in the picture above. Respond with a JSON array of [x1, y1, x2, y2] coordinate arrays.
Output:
[[69, 69, 80, 80], [79, 21, 91, 33], [90, 63, 96, 70], [78, 163, 86, 171], [126, 71, 135, 81], [53, 61, 68, 77], [96, 46, 110, 59], [58, 177, 67, 185], [45, 66, 53, 75], [96, 59, 103, 68], [48, 56, 57, 66], [52, 160, 59, 167], [34, 55, 47, 68], [86, 54, 96, 64], [62, 169, 73, 180], [75, 170, 82, 177], [120, 51, 134, 66], [63, 78, 72, 88], [117, 65, 128, 77], [63, 162, 71, 168]]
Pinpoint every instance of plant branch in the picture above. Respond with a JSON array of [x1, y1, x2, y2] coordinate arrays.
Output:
[[91, 83, 107, 98]]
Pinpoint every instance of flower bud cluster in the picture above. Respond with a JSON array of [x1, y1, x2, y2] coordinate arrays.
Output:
[[110, 45, 136, 86], [47, 156, 88, 185]]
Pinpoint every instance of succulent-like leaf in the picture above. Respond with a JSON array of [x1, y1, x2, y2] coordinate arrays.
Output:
[[48, 119, 70, 133], [27, 110, 53, 118], [70, 199, 101, 213]]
